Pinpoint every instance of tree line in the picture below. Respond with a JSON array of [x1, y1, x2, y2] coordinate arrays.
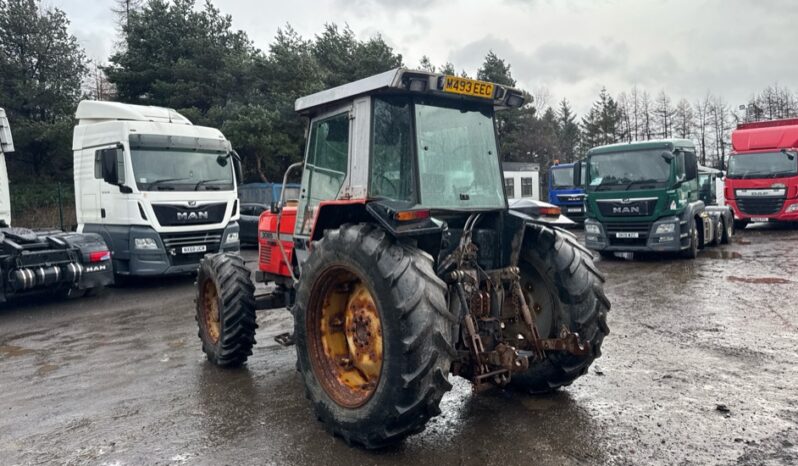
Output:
[[2, 0, 797, 189]]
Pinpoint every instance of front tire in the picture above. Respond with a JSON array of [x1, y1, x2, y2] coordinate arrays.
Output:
[[294, 223, 455, 449], [721, 217, 733, 245], [681, 217, 699, 259], [508, 224, 610, 393], [195, 253, 257, 367]]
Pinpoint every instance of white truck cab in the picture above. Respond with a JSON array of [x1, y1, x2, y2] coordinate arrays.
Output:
[[73, 101, 241, 276], [0, 108, 13, 226]]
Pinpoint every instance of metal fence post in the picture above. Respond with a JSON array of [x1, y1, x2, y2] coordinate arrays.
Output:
[[57, 182, 65, 231]]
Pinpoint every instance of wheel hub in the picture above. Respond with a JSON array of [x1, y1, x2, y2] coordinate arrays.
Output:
[[309, 269, 383, 408]]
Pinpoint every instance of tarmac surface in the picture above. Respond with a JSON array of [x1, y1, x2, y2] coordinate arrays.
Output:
[[1, 224, 797, 465]]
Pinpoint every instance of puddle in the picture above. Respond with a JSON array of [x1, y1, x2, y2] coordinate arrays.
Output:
[[702, 250, 743, 260], [727, 276, 791, 284]]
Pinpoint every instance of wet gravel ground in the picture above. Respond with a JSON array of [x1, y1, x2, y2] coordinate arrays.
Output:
[[1, 224, 797, 465]]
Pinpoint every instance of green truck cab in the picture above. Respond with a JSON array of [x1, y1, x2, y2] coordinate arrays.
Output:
[[576, 139, 731, 259]]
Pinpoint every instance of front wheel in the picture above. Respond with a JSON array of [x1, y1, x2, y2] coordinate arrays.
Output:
[[195, 253, 257, 367], [681, 217, 699, 259], [508, 224, 611, 393], [294, 223, 455, 449], [721, 217, 733, 245]]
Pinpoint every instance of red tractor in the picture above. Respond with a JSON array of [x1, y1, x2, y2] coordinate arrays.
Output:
[[195, 69, 610, 448]]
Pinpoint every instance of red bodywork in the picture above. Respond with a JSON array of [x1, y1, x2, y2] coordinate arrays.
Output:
[[725, 119, 798, 222], [258, 206, 297, 277], [257, 199, 368, 279]]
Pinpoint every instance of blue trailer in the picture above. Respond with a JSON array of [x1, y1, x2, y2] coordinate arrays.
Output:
[[548, 162, 586, 222]]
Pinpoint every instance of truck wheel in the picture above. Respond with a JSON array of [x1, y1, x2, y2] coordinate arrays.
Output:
[[294, 223, 455, 449], [733, 219, 748, 230], [508, 224, 610, 393], [720, 218, 733, 245], [681, 217, 699, 259], [195, 253, 257, 367], [711, 218, 722, 246]]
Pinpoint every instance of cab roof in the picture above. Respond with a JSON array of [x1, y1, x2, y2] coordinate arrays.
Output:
[[75, 101, 193, 126], [587, 139, 695, 156], [732, 118, 798, 152], [294, 68, 525, 116]]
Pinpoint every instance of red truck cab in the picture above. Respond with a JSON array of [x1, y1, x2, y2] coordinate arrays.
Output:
[[725, 118, 798, 227]]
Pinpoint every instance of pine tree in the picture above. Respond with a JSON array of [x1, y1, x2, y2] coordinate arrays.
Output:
[[557, 99, 580, 162]]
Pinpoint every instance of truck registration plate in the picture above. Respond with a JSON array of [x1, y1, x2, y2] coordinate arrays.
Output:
[[442, 76, 494, 99], [182, 245, 207, 254], [751, 217, 769, 222], [615, 232, 639, 238], [567, 207, 582, 213]]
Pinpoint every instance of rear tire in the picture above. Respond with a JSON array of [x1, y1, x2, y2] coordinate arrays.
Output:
[[508, 224, 611, 393], [195, 253, 257, 367], [294, 223, 455, 449]]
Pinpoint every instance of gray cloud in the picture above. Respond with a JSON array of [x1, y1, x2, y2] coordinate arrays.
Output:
[[449, 35, 629, 84]]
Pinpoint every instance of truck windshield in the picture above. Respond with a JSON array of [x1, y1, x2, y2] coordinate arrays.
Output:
[[131, 148, 234, 191], [726, 151, 798, 179], [586, 149, 671, 191], [551, 167, 574, 188], [370, 95, 505, 210]]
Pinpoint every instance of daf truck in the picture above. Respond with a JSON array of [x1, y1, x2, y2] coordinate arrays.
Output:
[[725, 118, 798, 229], [0, 108, 113, 301], [577, 139, 731, 259], [548, 162, 586, 222], [72, 102, 241, 276]]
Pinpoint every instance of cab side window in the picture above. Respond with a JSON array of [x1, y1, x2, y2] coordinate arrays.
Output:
[[296, 112, 350, 236]]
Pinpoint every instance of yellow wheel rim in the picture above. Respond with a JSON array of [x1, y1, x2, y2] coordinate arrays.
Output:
[[308, 268, 383, 408]]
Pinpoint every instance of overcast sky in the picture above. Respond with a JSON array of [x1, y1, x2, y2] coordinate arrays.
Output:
[[52, 0, 798, 115]]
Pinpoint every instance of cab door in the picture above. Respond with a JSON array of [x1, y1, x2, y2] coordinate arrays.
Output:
[[295, 108, 352, 239]]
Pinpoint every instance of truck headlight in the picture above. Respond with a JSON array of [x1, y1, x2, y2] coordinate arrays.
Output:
[[585, 224, 601, 234], [134, 237, 159, 250], [786, 204, 798, 213], [655, 223, 676, 234], [225, 232, 239, 244]]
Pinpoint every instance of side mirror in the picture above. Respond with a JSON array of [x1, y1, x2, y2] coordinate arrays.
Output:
[[573, 160, 582, 187], [684, 152, 698, 181], [98, 147, 125, 186], [231, 149, 243, 184]]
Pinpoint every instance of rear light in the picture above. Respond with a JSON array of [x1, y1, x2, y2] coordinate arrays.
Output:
[[539, 206, 561, 216], [89, 250, 111, 262], [394, 209, 431, 221]]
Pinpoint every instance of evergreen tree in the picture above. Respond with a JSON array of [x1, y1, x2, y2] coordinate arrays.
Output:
[[0, 0, 88, 178], [580, 87, 625, 152], [557, 99, 580, 162], [476, 51, 516, 87]]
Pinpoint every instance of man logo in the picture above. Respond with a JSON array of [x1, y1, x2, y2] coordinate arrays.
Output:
[[188, 200, 197, 207], [177, 211, 209, 221], [612, 205, 640, 215]]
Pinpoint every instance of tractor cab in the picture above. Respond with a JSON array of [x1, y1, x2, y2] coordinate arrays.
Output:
[[258, 69, 525, 284]]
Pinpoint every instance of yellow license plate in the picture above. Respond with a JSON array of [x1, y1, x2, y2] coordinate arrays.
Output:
[[443, 76, 494, 99]]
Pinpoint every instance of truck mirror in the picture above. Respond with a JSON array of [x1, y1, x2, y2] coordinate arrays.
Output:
[[230, 149, 243, 184], [684, 152, 698, 181], [573, 161, 582, 186], [99, 147, 125, 186]]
